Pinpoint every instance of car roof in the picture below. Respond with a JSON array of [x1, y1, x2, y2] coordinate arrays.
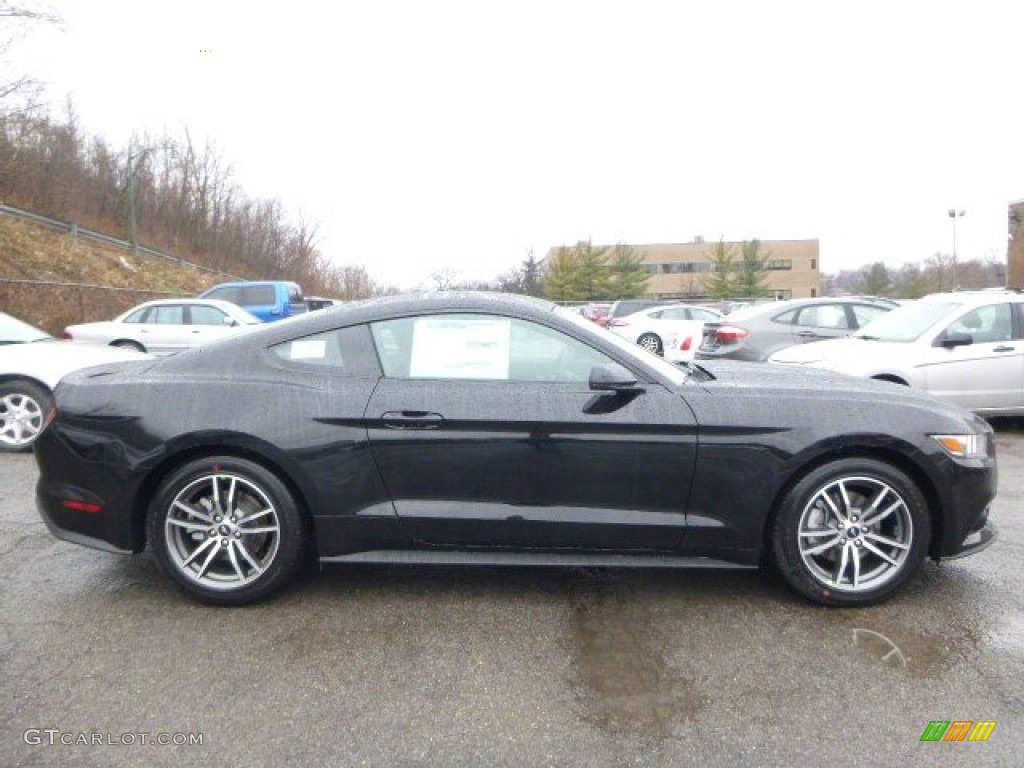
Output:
[[132, 298, 250, 310], [203, 280, 300, 289], [736, 295, 894, 312], [916, 290, 1024, 306], [633, 302, 721, 314]]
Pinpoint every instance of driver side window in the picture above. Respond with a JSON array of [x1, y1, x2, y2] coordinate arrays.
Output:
[[945, 304, 1014, 343], [370, 314, 614, 383]]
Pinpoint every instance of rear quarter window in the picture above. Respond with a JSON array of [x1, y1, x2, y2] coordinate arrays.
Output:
[[270, 325, 379, 375]]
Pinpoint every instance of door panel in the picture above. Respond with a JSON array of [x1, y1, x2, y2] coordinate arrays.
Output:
[[924, 303, 1024, 411], [366, 378, 696, 550], [141, 304, 188, 353], [364, 313, 697, 550]]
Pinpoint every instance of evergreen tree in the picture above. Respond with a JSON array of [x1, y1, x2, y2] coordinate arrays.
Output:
[[734, 238, 771, 298], [543, 240, 614, 300], [572, 240, 613, 299], [703, 239, 737, 299], [608, 242, 649, 298], [543, 247, 583, 301], [520, 250, 543, 296], [859, 262, 893, 296]]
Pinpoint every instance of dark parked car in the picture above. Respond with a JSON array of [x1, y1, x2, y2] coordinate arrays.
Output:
[[305, 296, 342, 312], [697, 296, 897, 362], [34, 293, 995, 607]]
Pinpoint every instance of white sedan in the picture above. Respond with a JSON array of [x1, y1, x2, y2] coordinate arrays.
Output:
[[64, 298, 261, 355], [607, 303, 723, 363], [0, 314, 150, 452], [769, 291, 1024, 417]]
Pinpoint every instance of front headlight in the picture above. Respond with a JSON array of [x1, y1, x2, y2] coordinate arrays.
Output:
[[931, 434, 989, 460]]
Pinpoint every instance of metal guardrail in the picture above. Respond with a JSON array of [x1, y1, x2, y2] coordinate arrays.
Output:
[[0, 277, 179, 295], [0, 202, 246, 280]]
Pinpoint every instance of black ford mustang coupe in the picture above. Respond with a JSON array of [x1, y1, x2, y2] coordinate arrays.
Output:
[[35, 293, 996, 606]]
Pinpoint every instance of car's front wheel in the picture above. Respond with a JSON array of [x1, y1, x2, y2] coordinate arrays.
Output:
[[0, 379, 53, 453], [147, 457, 307, 605], [771, 458, 929, 606]]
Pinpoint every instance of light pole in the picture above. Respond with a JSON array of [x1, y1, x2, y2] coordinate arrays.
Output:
[[948, 208, 965, 291]]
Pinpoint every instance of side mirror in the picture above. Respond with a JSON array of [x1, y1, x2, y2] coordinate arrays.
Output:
[[938, 332, 973, 348], [224, 317, 238, 327], [589, 363, 644, 393]]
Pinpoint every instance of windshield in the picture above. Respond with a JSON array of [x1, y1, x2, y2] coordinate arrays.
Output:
[[558, 308, 689, 386], [853, 301, 962, 342], [0, 311, 52, 343]]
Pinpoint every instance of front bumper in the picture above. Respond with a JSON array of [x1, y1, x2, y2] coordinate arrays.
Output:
[[940, 517, 997, 561]]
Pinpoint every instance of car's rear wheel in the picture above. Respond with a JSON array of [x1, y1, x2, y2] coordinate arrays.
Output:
[[771, 458, 929, 606], [147, 457, 307, 605], [111, 340, 146, 353], [0, 380, 52, 453], [637, 333, 663, 356]]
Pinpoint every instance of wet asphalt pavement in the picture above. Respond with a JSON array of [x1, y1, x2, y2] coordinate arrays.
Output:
[[2, 427, 1022, 767]]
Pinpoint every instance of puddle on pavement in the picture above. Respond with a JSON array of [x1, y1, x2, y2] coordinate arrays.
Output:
[[838, 614, 988, 677], [569, 588, 707, 740]]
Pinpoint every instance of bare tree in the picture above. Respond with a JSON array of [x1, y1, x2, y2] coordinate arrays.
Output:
[[430, 268, 459, 291], [0, 2, 61, 115]]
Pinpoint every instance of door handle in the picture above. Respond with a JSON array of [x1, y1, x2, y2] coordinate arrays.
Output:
[[796, 330, 820, 338], [993, 345, 1015, 352], [380, 411, 444, 430]]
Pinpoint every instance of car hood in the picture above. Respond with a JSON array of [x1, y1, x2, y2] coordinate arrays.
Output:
[[697, 357, 940, 404], [0, 340, 151, 388], [768, 337, 913, 366], [689, 359, 988, 434]]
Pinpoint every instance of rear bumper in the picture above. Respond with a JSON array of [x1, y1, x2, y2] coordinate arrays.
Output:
[[37, 489, 135, 555], [36, 482, 143, 554]]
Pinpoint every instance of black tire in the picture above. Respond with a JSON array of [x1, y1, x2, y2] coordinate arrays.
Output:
[[147, 456, 307, 605], [637, 333, 663, 356], [0, 379, 53, 453], [770, 458, 929, 607], [111, 340, 146, 353]]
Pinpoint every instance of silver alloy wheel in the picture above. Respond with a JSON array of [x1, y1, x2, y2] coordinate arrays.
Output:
[[164, 472, 281, 591], [0, 391, 44, 448], [638, 333, 662, 355], [797, 475, 913, 593]]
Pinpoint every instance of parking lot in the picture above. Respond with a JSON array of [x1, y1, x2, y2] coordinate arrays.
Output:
[[2, 425, 1022, 767]]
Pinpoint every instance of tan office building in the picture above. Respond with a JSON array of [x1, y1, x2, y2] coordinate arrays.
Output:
[[633, 239, 821, 300]]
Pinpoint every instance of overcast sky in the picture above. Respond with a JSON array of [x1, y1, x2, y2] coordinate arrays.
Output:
[[10, 0, 1024, 290]]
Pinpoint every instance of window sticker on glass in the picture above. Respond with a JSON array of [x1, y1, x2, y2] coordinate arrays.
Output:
[[289, 339, 328, 360], [409, 316, 511, 379]]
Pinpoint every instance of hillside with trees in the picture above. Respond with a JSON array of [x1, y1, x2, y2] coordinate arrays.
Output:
[[0, 106, 389, 299]]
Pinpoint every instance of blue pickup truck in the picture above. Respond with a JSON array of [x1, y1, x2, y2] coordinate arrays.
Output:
[[200, 281, 306, 322]]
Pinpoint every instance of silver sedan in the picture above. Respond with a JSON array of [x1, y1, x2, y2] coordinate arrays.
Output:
[[769, 291, 1024, 417], [64, 298, 261, 355]]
